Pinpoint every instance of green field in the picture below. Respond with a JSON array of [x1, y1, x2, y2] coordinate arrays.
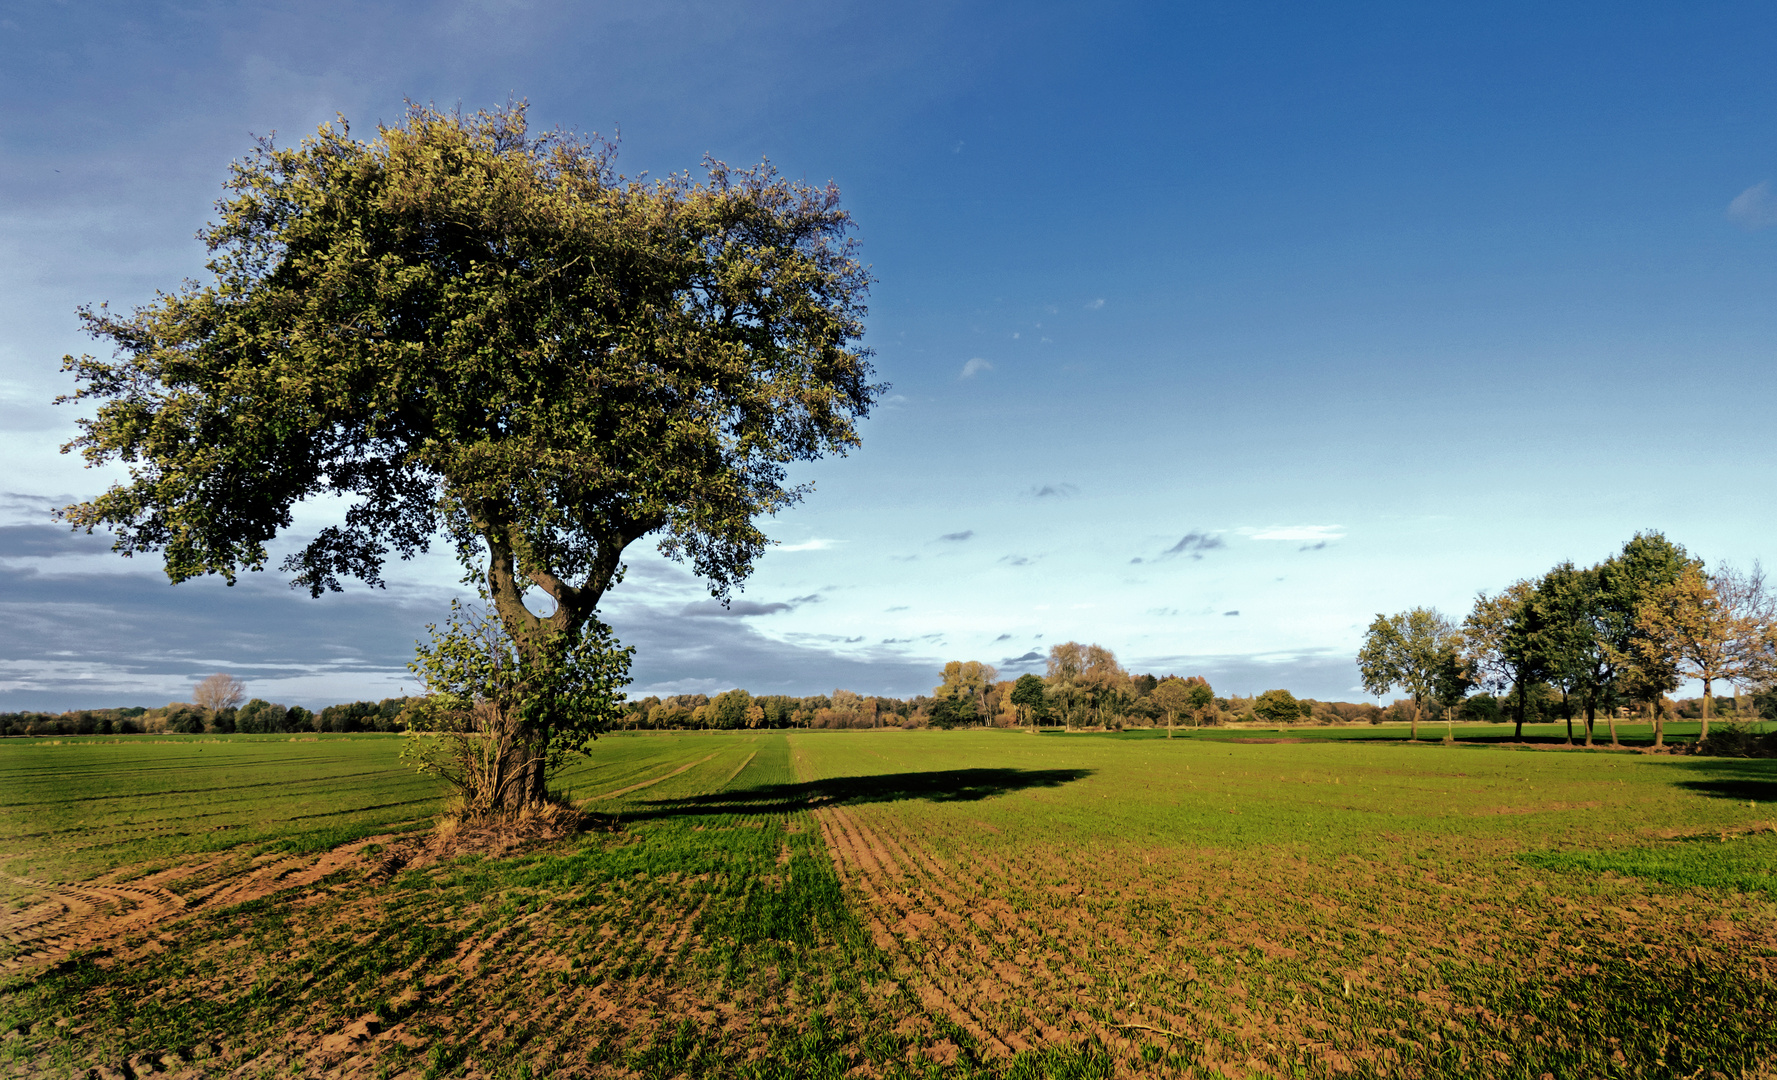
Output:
[[3, 728, 1776, 1078]]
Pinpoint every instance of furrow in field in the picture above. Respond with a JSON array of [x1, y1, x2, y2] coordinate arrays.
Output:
[[827, 802, 1219, 1063], [819, 804, 1023, 1058]]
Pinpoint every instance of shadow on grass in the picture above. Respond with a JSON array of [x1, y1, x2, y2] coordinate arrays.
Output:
[[623, 767, 1092, 820], [1661, 755, 1777, 802]]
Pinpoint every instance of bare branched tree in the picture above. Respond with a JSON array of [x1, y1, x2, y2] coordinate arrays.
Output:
[[193, 673, 246, 715]]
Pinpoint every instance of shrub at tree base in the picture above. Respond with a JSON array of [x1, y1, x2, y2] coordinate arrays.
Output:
[[403, 603, 631, 819]]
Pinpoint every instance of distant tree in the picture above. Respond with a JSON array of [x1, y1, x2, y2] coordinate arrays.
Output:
[[1357, 608, 1459, 740], [1463, 580, 1547, 740], [1640, 561, 1776, 743], [1429, 649, 1473, 743], [1596, 532, 1699, 746], [928, 696, 976, 729], [1151, 677, 1191, 737], [237, 698, 289, 734], [167, 705, 206, 734], [1253, 689, 1301, 725], [193, 673, 246, 716], [1535, 561, 1594, 745], [1010, 673, 1047, 732], [711, 688, 754, 730], [1185, 678, 1215, 726], [1045, 643, 1087, 728], [934, 661, 997, 726], [1076, 645, 1130, 728]]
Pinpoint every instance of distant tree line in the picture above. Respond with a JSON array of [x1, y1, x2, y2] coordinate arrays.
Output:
[[1359, 530, 1777, 747], [0, 692, 420, 738]]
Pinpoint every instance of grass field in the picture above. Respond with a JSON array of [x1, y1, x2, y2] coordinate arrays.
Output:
[[3, 726, 1775, 1078]]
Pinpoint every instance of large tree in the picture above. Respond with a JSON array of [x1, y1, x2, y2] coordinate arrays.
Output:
[[1640, 561, 1775, 742], [1009, 673, 1047, 732], [934, 661, 997, 727], [58, 104, 877, 810], [1534, 561, 1594, 746], [1463, 580, 1547, 740], [1597, 532, 1699, 747], [1357, 607, 1459, 741]]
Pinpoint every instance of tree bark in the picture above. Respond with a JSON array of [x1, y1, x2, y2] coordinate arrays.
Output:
[[1514, 677, 1526, 741], [1584, 699, 1595, 747], [1700, 679, 1713, 741], [1653, 696, 1664, 749], [1410, 697, 1420, 741]]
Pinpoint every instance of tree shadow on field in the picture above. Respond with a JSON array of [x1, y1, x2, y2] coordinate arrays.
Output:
[[624, 767, 1092, 821], [1663, 756, 1777, 803]]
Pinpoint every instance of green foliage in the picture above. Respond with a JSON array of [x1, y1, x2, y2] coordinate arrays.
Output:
[[1252, 688, 1300, 723], [58, 102, 876, 604], [708, 688, 754, 730], [1358, 607, 1461, 730], [406, 603, 632, 810], [1009, 673, 1047, 724], [1694, 721, 1777, 758]]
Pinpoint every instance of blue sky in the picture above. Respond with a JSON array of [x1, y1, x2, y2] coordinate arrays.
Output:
[[4, 1, 1776, 710]]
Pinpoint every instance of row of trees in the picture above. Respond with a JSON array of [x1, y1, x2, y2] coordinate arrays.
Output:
[[0, 677, 418, 738], [1359, 531, 1776, 747]]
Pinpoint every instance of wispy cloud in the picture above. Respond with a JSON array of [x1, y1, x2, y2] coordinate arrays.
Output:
[[992, 633, 1013, 642], [960, 357, 993, 378], [939, 530, 974, 542], [679, 599, 793, 617], [1247, 525, 1345, 543], [1027, 482, 1078, 499], [1001, 650, 1044, 666], [1085, 298, 1105, 310], [1160, 531, 1225, 561], [998, 555, 1031, 567], [1223, 610, 1240, 616], [1299, 541, 1328, 552], [775, 538, 837, 552], [1728, 182, 1777, 230]]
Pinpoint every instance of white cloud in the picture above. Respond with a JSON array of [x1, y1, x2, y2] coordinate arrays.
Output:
[[1727, 182, 1777, 230], [960, 357, 993, 378], [1245, 525, 1346, 542], [775, 538, 837, 552], [1085, 298, 1105, 310]]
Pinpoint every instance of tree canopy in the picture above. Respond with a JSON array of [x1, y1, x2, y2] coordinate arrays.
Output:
[[1357, 607, 1459, 740]]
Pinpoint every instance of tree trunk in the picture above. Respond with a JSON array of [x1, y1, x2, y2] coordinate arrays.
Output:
[[1653, 696, 1664, 749], [1410, 697, 1420, 741], [1700, 679, 1712, 741], [1562, 688, 1572, 745], [1607, 707, 1619, 747], [1584, 699, 1595, 747], [1514, 677, 1526, 741], [1444, 704, 1454, 744]]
